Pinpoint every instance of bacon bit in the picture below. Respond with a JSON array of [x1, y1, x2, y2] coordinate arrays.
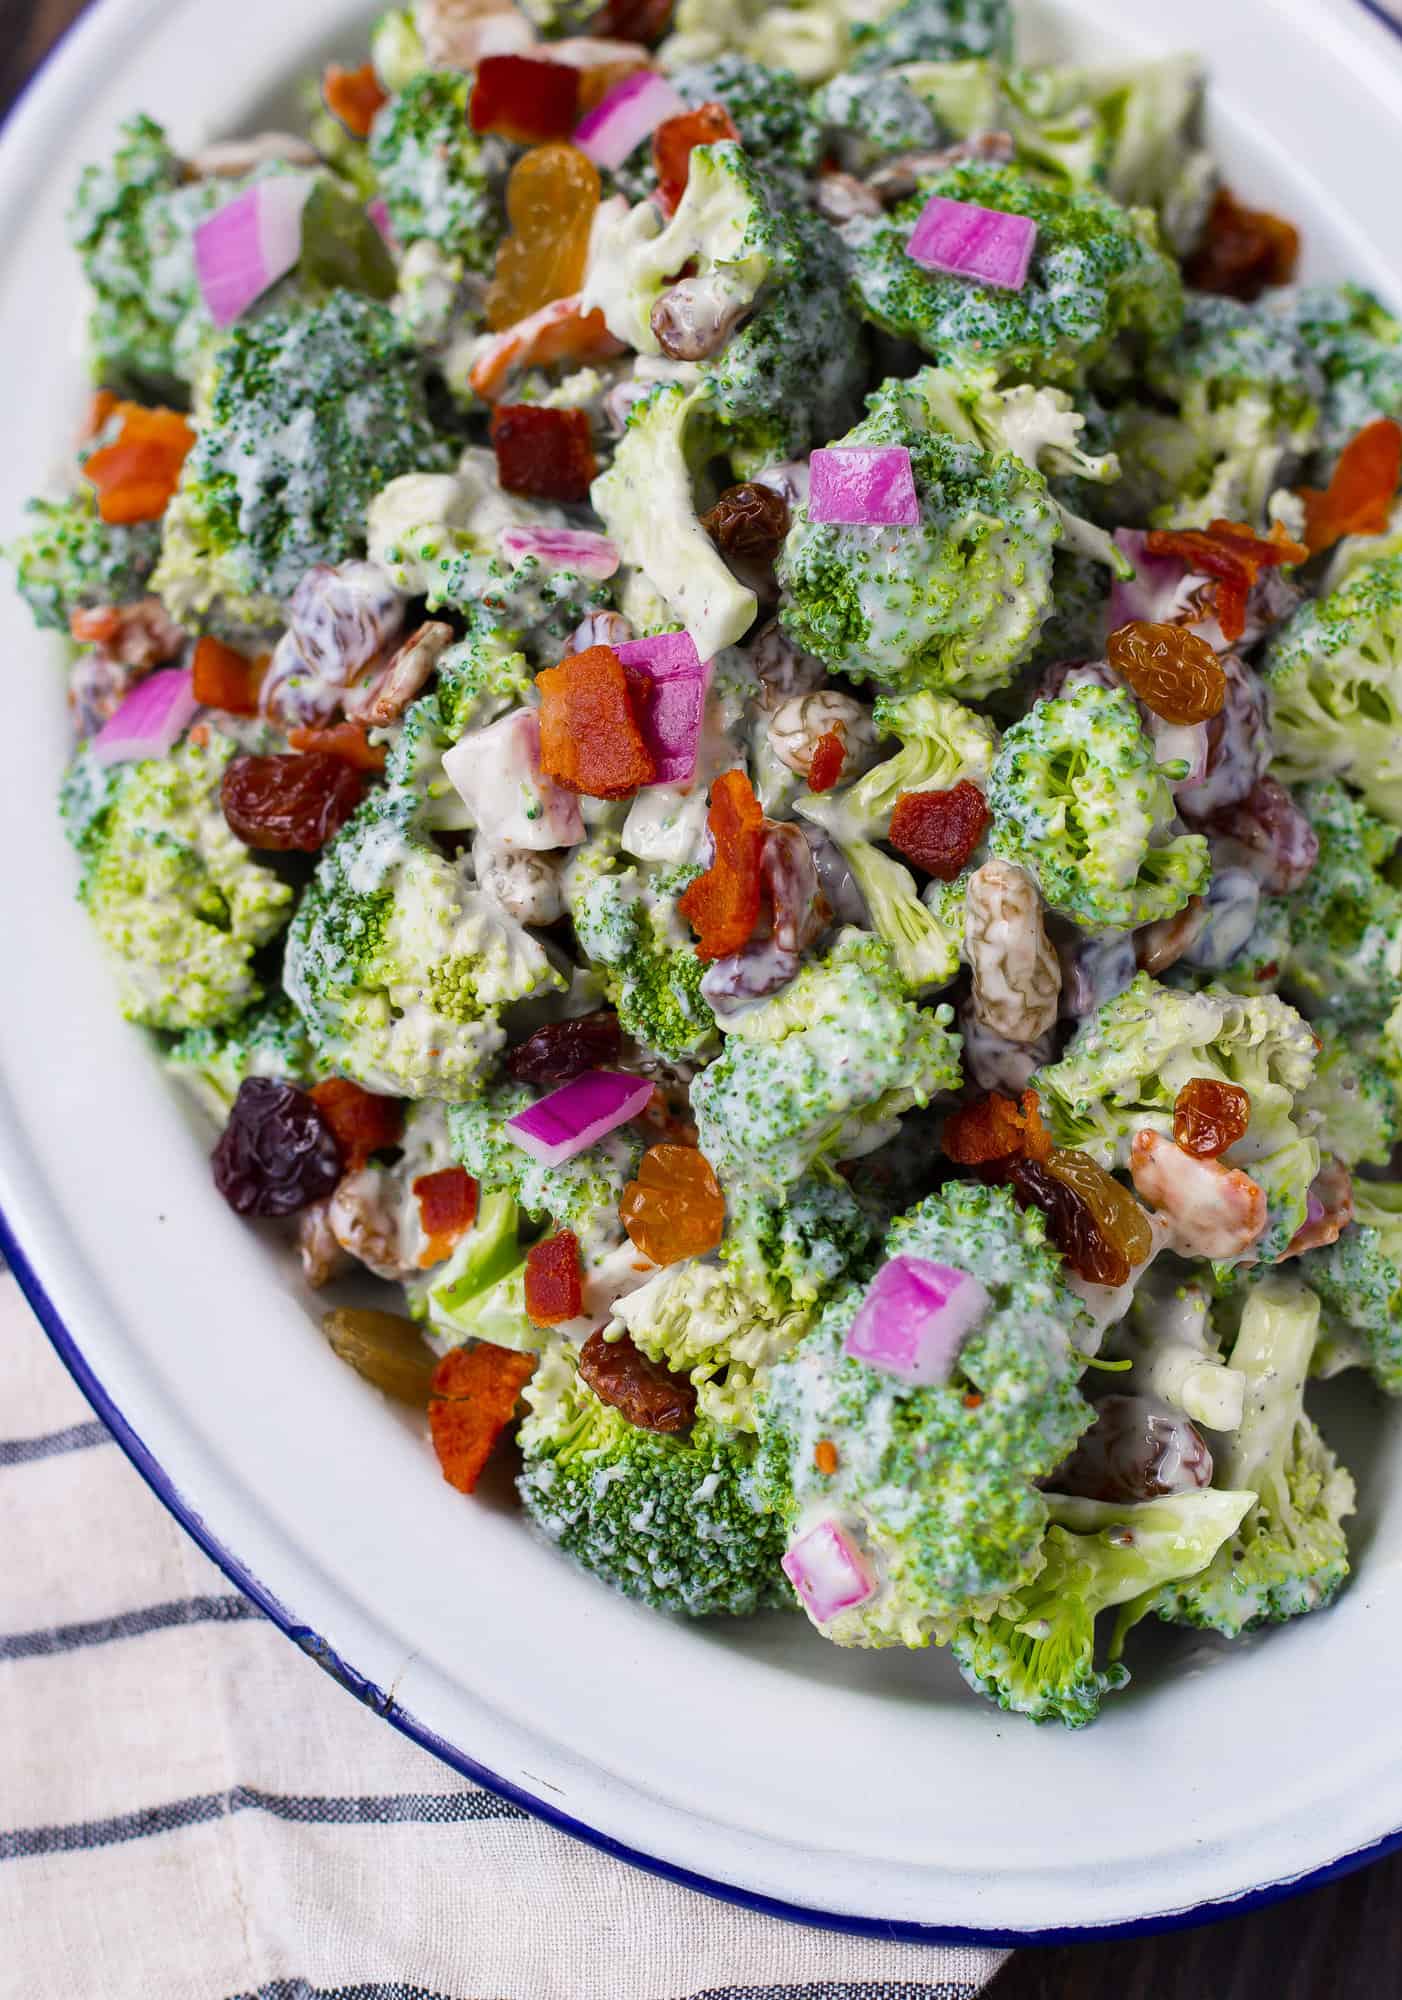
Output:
[[469, 294, 623, 402], [524, 1230, 584, 1326], [963, 1391, 984, 1411], [188, 722, 211, 749], [83, 403, 194, 524], [491, 403, 597, 503], [888, 781, 991, 881], [428, 1342, 536, 1494], [471, 53, 580, 141], [536, 644, 657, 798], [942, 1089, 1050, 1168], [590, 0, 675, 41], [807, 728, 847, 794], [1143, 518, 1307, 644], [412, 1166, 480, 1268], [1186, 188, 1300, 302], [191, 635, 266, 717], [814, 1438, 839, 1476], [678, 768, 766, 961], [652, 101, 741, 214], [83, 389, 118, 440], [1297, 418, 1402, 555], [1019, 1089, 1053, 1164], [322, 61, 388, 139], [287, 719, 387, 772], [310, 1079, 405, 1173], [69, 605, 122, 646]]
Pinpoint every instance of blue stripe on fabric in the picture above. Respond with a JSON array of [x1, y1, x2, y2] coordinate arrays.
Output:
[[0, 1419, 111, 1466], [0, 1592, 259, 1662]]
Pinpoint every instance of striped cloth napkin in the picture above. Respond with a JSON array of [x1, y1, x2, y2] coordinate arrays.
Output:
[[0, 1273, 1007, 2000]]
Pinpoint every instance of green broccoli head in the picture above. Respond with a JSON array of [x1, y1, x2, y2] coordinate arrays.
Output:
[[950, 1488, 1253, 1726], [570, 863, 717, 1063], [367, 71, 503, 271], [8, 490, 161, 632], [813, 70, 942, 169], [776, 372, 1063, 699], [154, 292, 450, 630], [988, 681, 1210, 929], [405, 1187, 539, 1355], [1289, 283, 1402, 467], [1298, 1018, 1402, 1171], [60, 735, 292, 1032], [660, 0, 883, 84], [1144, 1279, 1354, 1635], [851, 0, 1012, 65], [163, 991, 317, 1121], [447, 1077, 643, 1253], [383, 623, 533, 827], [1037, 974, 1321, 1263], [673, 55, 825, 172], [283, 793, 562, 1100], [844, 161, 1182, 391], [1263, 552, 1402, 829], [756, 1181, 1095, 1647], [1140, 293, 1321, 530], [516, 1345, 788, 1615], [1297, 1182, 1402, 1396], [691, 929, 963, 1195], [1278, 779, 1402, 1028]]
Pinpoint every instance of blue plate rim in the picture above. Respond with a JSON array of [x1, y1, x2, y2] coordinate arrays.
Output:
[[7, 0, 1402, 1953]]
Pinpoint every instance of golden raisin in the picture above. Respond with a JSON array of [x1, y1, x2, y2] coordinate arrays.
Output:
[[1173, 1077, 1252, 1159], [619, 1144, 726, 1266], [486, 143, 601, 333], [1106, 621, 1227, 725], [1010, 1148, 1153, 1288]]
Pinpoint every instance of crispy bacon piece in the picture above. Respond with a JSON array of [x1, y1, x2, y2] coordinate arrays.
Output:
[[652, 101, 740, 214], [491, 403, 597, 502], [84, 389, 118, 440], [191, 635, 266, 717], [678, 768, 766, 961], [807, 728, 846, 794], [412, 1167, 480, 1268], [322, 62, 388, 138], [1298, 418, 1402, 555], [471, 53, 580, 141], [428, 1342, 536, 1494], [286, 719, 388, 772], [83, 403, 194, 524], [536, 644, 657, 798], [469, 294, 623, 401], [1186, 188, 1300, 302], [943, 1089, 1051, 1168], [69, 606, 122, 646], [524, 1230, 584, 1325], [1144, 519, 1307, 644], [310, 1079, 405, 1172], [889, 781, 991, 881]]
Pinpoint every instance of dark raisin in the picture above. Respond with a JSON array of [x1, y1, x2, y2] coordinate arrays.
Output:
[[212, 1077, 343, 1217], [221, 752, 366, 852], [1009, 1154, 1140, 1288], [506, 1010, 623, 1085], [700, 482, 790, 597], [577, 1329, 696, 1434], [1050, 1395, 1213, 1503]]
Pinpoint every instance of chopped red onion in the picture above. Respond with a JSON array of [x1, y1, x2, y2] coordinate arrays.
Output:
[[366, 196, 397, 251], [91, 667, 199, 766], [808, 446, 920, 527], [1109, 529, 1208, 634], [442, 707, 585, 852], [906, 193, 1037, 291], [194, 174, 315, 328], [843, 1254, 990, 1386], [613, 632, 710, 784], [573, 69, 685, 170], [782, 1520, 877, 1625], [505, 1070, 654, 1167], [500, 525, 620, 580]]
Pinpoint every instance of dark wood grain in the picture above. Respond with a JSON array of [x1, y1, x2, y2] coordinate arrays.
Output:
[[6, 1, 1401, 1992]]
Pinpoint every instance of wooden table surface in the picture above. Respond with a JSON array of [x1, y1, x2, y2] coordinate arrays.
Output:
[[4, 0, 1399, 1991]]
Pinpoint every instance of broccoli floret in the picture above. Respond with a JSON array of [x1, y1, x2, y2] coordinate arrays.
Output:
[[284, 793, 562, 1099], [776, 372, 1063, 699], [517, 1346, 788, 1615], [154, 293, 449, 631], [1289, 283, 1402, 467], [60, 736, 292, 1032], [813, 70, 942, 169], [448, 1078, 643, 1244], [405, 1187, 538, 1353], [672, 56, 825, 172], [844, 161, 1182, 391], [1107, 1264, 1246, 1431], [1142, 1279, 1355, 1635], [691, 929, 963, 1195], [1277, 780, 1402, 1028], [384, 624, 534, 826], [367, 71, 502, 272], [1298, 1019, 1402, 1171], [756, 1181, 1094, 1646], [1263, 552, 1402, 829], [988, 681, 1210, 929], [949, 1487, 1253, 1727], [163, 992, 316, 1121], [1297, 1183, 1402, 1396], [1038, 974, 1321, 1264], [8, 490, 161, 632], [570, 864, 717, 1062], [851, 0, 1011, 65], [660, 0, 885, 84]]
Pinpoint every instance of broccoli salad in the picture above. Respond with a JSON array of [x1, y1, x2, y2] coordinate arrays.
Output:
[[18, 0, 1402, 1729]]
